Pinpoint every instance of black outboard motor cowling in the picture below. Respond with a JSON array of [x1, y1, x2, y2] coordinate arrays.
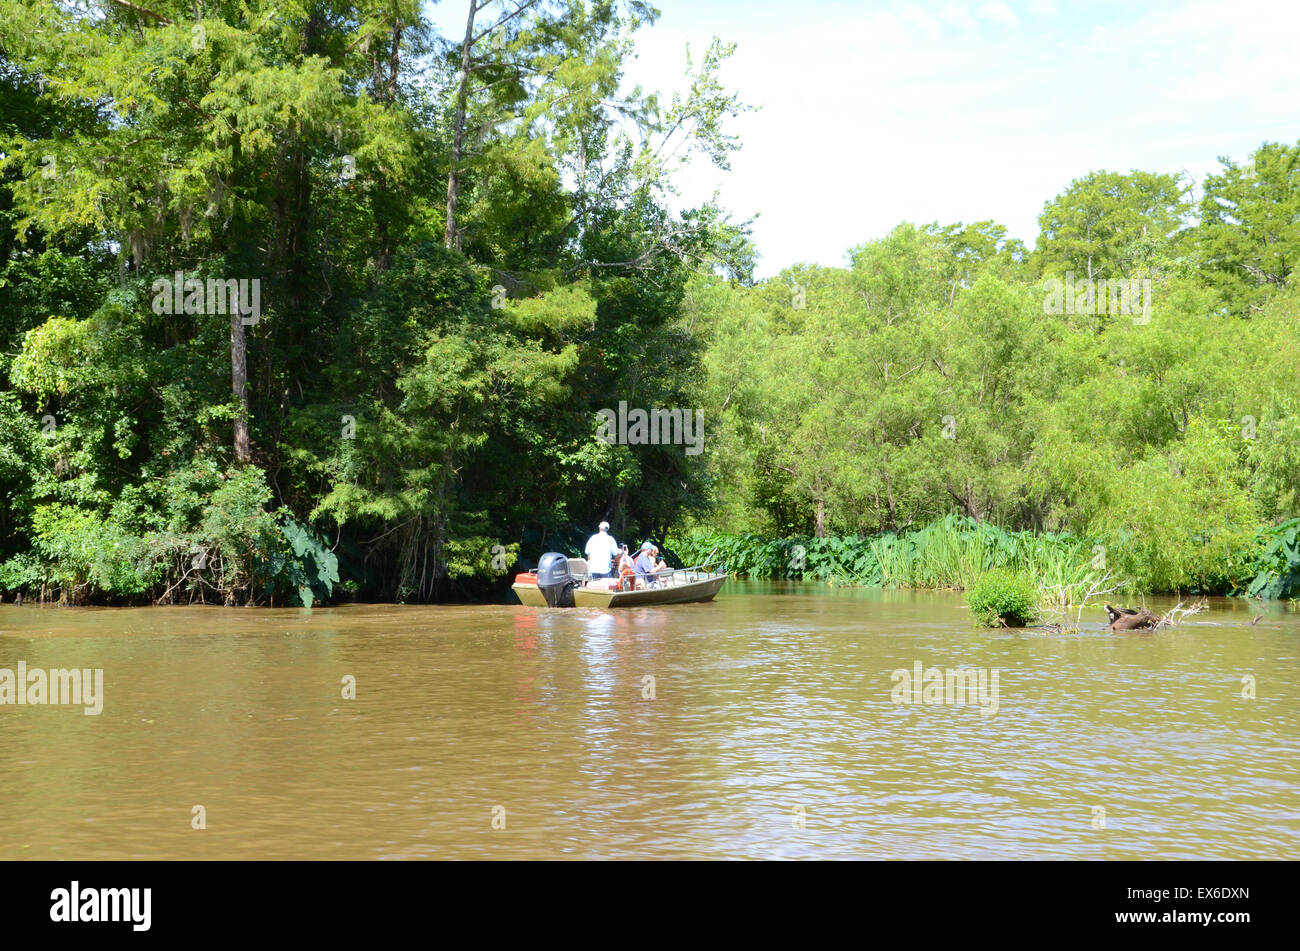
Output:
[[536, 552, 576, 607]]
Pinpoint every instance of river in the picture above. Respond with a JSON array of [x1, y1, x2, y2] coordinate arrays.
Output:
[[0, 583, 1295, 859]]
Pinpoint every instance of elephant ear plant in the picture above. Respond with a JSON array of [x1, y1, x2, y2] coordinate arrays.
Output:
[[966, 569, 1039, 628]]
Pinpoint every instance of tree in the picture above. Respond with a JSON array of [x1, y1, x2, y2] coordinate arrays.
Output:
[[1198, 141, 1300, 314], [1036, 170, 1188, 281], [441, 0, 654, 251], [0, 0, 412, 463]]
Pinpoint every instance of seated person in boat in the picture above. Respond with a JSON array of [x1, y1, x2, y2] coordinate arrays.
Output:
[[615, 546, 636, 590], [634, 542, 662, 588]]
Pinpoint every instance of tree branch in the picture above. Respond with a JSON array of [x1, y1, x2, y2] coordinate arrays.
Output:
[[107, 0, 173, 24], [471, 0, 542, 46]]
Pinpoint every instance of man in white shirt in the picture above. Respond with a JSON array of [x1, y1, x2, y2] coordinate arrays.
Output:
[[584, 521, 620, 579]]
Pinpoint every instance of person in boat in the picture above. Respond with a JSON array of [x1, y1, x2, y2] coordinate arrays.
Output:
[[584, 521, 620, 580], [616, 546, 636, 591], [634, 542, 662, 588]]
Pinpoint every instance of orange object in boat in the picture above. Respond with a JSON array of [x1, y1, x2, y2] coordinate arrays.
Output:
[[515, 572, 538, 584]]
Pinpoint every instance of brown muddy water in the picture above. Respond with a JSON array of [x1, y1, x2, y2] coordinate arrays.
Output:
[[0, 583, 1296, 859]]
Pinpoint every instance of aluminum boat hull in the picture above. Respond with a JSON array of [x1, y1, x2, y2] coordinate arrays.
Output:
[[512, 572, 727, 608]]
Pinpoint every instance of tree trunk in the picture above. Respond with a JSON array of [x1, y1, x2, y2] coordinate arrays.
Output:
[[231, 308, 251, 463], [445, 1, 478, 249], [388, 22, 402, 101], [883, 468, 899, 529], [226, 116, 251, 464]]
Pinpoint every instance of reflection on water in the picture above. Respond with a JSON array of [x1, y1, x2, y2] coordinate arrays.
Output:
[[0, 582, 1296, 859]]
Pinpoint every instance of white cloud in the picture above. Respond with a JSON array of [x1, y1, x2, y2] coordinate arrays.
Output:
[[937, 4, 978, 30], [976, 2, 1021, 27]]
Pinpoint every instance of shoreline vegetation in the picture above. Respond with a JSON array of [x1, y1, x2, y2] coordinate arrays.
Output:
[[1, 5, 1300, 609], [671, 516, 1300, 602]]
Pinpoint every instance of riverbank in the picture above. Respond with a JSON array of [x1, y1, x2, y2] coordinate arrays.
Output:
[[670, 515, 1300, 600], [4, 513, 1297, 607]]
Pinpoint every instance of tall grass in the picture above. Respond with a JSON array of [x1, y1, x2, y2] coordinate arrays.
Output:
[[671, 514, 1300, 598], [670, 515, 1098, 590], [869, 515, 1097, 590]]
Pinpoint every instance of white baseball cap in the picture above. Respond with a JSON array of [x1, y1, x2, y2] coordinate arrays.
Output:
[[599, 521, 610, 531]]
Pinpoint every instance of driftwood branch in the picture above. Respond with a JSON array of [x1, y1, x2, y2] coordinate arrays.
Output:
[[1155, 598, 1209, 629], [1038, 569, 1127, 633]]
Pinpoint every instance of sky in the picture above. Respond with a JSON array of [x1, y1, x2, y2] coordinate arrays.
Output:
[[428, 0, 1300, 277]]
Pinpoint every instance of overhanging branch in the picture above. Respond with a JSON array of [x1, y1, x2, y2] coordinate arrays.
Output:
[[107, 0, 173, 24]]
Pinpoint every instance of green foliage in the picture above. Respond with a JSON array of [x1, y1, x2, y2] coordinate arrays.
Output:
[[965, 570, 1039, 628], [1085, 417, 1259, 594], [869, 515, 1096, 591], [672, 516, 1098, 591], [1035, 169, 1188, 280], [669, 530, 878, 582], [0, 6, 1298, 607], [267, 517, 340, 608], [0, 3, 741, 604], [1239, 518, 1300, 601], [28, 502, 154, 601], [1198, 142, 1300, 314], [0, 552, 42, 595], [0, 460, 347, 606], [688, 157, 1300, 596]]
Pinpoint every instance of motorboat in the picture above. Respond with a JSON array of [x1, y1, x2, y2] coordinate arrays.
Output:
[[512, 554, 727, 608]]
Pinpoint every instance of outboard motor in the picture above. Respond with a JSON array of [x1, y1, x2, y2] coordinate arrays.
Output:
[[536, 552, 577, 607]]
